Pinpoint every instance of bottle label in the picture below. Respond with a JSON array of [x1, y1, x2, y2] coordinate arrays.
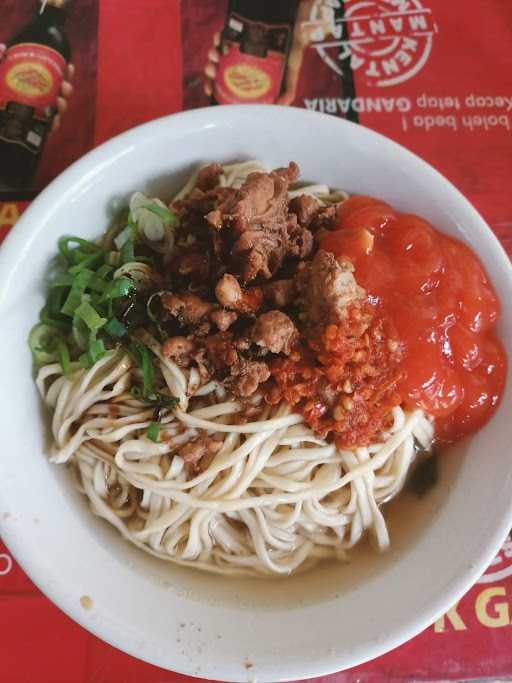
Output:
[[0, 43, 65, 115], [213, 12, 291, 105], [214, 43, 286, 104]]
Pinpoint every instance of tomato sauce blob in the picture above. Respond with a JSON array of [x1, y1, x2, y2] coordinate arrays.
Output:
[[320, 196, 507, 444]]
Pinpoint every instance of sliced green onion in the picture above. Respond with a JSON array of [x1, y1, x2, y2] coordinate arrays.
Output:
[[102, 276, 135, 301], [104, 317, 127, 338], [72, 315, 89, 350], [40, 292, 71, 329], [96, 264, 113, 279], [151, 393, 179, 409], [146, 422, 160, 442], [50, 273, 74, 289], [46, 288, 67, 319], [29, 324, 61, 364], [79, 338, 106, 368], [129, 342, 154, 398], [114, 226, 131, 250], [120, 239, 135, 265], [129, 386, 178, 409], [88, 264, 113, 294], [60, 269, 94, 317], [58, 236, 101, 264], [89, 275, 108, 294], [56, 339, 71, 376], [74, 301, 107, 332], [131, 385, 143, 399], [90, 338, 106, 362], [144, 391, 179, 408], [106, 251, 120, 267], [39, 307, 70, 331], [127, 214, 138, 241], [68, 249, 106, 274], [143, 203, 178, 226]]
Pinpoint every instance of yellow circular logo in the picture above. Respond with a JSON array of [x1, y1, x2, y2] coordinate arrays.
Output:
[[5, 61, 53, 97], [224, 64, 271, 100]]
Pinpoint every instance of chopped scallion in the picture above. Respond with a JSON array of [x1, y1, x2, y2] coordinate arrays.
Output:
[[68, 249, 105, 274], [56, 339, 71, 376], [102, 276, 135, 301], [106, 251, 120, 267], [58, 236, 102, 264], [50, 273, 74, 289], [60, 269, 94, 317], [120, 239, 135, 265], [28, 324, 61, 365], [143, 203, 178, 226], [129, 342, 155, 398], [127, 214, 138, 241], [79, 338, 106, 368], [146, 422, 160, 442], [104, 317, 127, 338], [74, 301, 107, 331], [131, 385, 143, 399]]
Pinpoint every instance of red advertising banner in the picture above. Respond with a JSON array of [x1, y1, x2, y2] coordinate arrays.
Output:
[[1, 1, 512, 681]]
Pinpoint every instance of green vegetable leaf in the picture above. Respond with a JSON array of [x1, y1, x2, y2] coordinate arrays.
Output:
[[146, 422, 161, 442]]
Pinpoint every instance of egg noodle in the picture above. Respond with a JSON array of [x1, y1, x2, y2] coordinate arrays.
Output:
[[35, 162, 434, 576]]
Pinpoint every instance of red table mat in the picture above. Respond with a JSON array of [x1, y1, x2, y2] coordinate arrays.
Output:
[[1, 1, 512, 680]]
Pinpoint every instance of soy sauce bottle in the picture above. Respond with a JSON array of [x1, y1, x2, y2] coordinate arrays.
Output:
[[212, 0, 299, 105], [0, 0, 71, 192]]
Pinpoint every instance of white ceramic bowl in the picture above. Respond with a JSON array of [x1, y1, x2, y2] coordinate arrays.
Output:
[[1, 106, 511, 682]]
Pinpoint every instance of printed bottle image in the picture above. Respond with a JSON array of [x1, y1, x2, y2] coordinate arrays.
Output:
[[0, 0, 71, 190], [213, 0, 299, 105]]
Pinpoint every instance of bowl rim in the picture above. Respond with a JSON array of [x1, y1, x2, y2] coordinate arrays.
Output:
[[1, 104, 511, 681]]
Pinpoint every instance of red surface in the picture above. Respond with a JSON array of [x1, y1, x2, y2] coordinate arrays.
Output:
[[94, 0, 182, 145], [2, 1, 512, 681]]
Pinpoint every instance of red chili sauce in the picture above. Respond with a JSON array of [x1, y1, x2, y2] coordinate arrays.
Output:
[[268, 303, 404, 449], [320, 196, 507, 444]]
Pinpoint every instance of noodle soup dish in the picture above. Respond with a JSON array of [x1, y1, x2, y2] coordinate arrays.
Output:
[[30, 160, 506, 577]]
